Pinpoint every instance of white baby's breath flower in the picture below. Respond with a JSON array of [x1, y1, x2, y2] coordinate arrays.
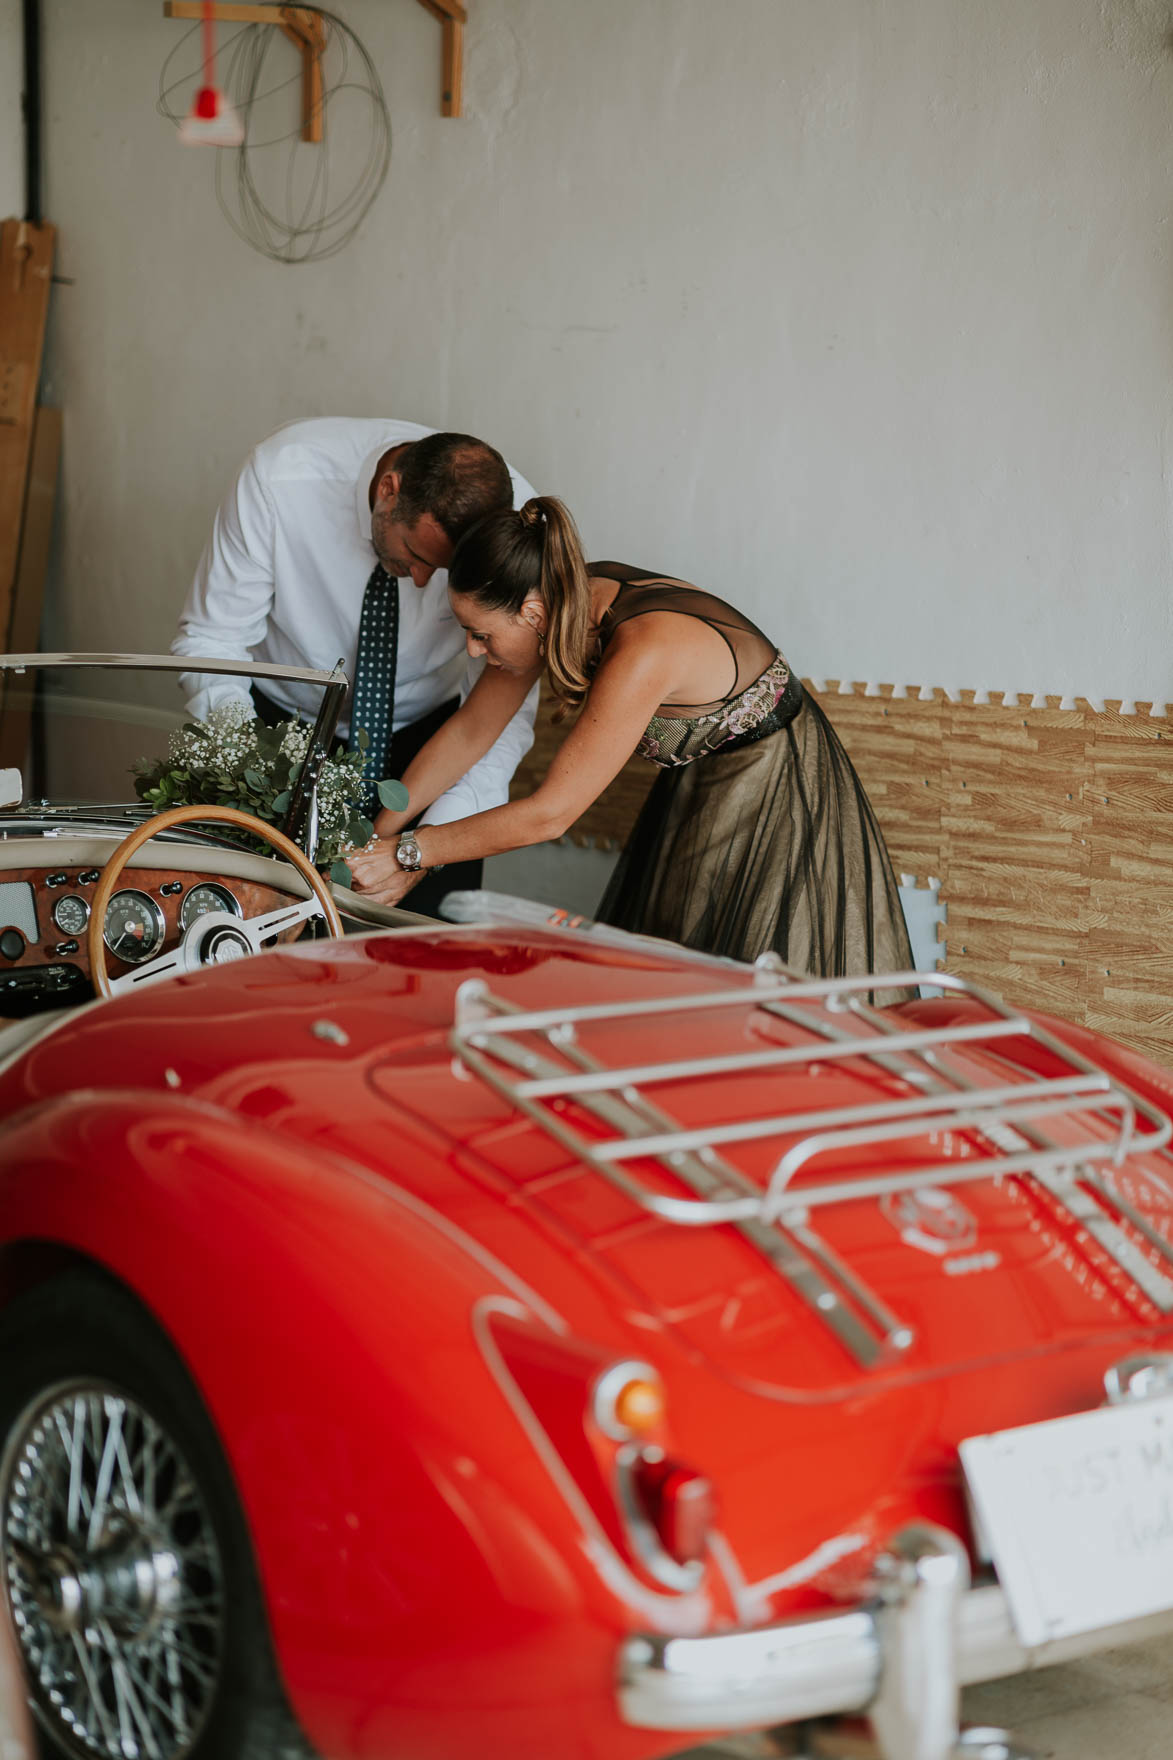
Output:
[[137, 705, 389, 872]]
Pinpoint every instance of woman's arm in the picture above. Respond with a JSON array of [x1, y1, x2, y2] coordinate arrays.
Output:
[[348, 620, 679, 903], [371, 663, 539, 839]]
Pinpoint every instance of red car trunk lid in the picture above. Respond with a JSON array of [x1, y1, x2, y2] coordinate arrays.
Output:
[[387, 959, 1173, 1400]]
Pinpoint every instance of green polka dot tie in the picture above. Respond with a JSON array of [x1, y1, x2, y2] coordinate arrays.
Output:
[[349, 563, 399, 809]]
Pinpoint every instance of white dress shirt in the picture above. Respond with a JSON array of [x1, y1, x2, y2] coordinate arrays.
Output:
[[172, 417, 539, 827]]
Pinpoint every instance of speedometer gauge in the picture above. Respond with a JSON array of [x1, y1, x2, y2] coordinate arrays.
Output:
[[103, 890, 165, 965], [180, 883, 242, 931]]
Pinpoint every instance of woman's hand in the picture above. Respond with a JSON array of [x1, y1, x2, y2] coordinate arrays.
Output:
[[347, 838, 424, 906]]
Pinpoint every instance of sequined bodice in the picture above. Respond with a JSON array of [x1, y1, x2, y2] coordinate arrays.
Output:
[[635, 654, 797, 767]]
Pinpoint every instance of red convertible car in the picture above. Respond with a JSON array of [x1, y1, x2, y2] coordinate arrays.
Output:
[[2, 656, 1173, 1760]]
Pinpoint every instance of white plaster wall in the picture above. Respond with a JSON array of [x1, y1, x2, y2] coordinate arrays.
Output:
[[31, 0, 1173, 708], [0, 0, 24, 218]]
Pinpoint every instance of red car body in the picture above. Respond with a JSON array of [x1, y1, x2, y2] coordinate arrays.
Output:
[[3, 918, 1173, 1759]]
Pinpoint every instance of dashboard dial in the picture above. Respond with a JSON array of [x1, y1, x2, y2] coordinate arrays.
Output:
[[52, 894, 90, 936], [103, 890, 165, 966], [180, 883, 242, 932]]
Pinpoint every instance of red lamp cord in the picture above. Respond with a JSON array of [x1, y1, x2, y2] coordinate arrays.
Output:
[[196, 1, 219, 118]]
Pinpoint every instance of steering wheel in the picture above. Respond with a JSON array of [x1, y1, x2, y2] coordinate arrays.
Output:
[[87, 804, 344, 999]]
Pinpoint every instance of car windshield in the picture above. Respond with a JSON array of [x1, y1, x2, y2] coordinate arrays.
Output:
[[0, 654, 347, 850]]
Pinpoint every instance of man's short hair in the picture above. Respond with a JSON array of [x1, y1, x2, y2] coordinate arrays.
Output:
[[394, 432, 514, 541]]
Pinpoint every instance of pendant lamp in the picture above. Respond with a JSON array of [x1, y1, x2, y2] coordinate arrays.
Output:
[[178, 1, 245, 147]]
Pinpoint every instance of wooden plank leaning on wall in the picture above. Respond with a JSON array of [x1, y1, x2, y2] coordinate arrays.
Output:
[[0, 221, 55, 637], [512, 681, 1173, 1070], [0, 218, 57, 763], [0, 406, 63, 770]]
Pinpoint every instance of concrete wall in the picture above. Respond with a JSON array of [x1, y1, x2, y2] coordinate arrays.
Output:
[[23, 0, 1173, 712]]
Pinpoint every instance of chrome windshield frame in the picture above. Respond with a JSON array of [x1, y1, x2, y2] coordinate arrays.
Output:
[[0, 653, 349, 859]]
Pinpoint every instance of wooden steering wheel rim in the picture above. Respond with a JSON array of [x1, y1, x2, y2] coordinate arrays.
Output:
[[87, 803, 344, 1000]]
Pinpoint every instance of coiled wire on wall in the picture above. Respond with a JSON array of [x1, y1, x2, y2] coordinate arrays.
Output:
[[157, 4, 391, 264]]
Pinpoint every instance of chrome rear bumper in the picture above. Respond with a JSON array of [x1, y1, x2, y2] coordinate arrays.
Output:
[[619, 1525, 1173, 1757]]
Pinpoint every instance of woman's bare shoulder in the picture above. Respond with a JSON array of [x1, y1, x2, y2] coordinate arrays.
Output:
[[596, 605, 717, 683]]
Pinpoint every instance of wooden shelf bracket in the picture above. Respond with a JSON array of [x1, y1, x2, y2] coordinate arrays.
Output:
[[163, 1, 468, 123], [277, 9, 328, 142], [414, 0, 466, 117]]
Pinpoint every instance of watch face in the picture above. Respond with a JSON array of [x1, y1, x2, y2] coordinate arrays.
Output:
[[397, 836, 421, 870]]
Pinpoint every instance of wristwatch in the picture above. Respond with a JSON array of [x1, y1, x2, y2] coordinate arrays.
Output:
[[395, 832, 425, 872], [395, 831, 443, 873]]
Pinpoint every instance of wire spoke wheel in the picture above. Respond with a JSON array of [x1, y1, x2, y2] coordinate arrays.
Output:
[[2, 1381, 226, 1760]]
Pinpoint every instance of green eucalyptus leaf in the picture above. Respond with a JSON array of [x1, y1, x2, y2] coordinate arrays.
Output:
[[376, 777, 410, 811], [271, 789, 291, 814], [331, 860, 353, 888]]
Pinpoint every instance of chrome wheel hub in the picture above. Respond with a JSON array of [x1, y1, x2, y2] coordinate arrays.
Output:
[[1, 1383, 225, 1760]]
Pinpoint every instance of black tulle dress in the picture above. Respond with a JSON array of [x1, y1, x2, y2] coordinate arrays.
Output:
[[591, 566, 914, 982]]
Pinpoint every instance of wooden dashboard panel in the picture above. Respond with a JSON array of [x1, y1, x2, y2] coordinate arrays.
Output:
[[0, 865, 298, 984]]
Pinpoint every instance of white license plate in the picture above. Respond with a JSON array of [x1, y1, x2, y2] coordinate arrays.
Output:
[[960, 1396, 1173, 1646]]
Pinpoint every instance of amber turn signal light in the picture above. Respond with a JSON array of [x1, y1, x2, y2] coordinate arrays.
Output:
[[593, 1362, 667, 1439], [613, 1377, 664, 1433]]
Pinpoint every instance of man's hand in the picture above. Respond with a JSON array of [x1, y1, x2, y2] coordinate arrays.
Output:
[[347, 838, 425, 907]]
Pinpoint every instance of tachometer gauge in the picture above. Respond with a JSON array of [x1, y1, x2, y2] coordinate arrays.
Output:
[[180, 883, 242, 932], [52, 894, 90, 936], [103, 890, 165, 965]]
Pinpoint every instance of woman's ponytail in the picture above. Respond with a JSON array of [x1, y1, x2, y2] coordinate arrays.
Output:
[[527, 498, 592, 717]]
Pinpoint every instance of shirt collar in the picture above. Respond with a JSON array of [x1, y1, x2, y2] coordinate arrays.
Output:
[[355, 443, 387, 543]]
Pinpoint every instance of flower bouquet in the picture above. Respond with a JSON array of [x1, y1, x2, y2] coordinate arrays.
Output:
[[133, 703, 408, 886]]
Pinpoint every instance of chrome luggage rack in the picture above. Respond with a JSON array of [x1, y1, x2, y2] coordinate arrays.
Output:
[[450, 957, 1173, 1369]]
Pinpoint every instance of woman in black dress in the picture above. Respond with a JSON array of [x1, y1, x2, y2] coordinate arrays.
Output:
[[348, 498, 912, 981]]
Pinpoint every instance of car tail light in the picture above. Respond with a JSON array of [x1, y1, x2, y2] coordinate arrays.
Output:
[[484, 1311, 713, 1594], [630, 1450, 718, 1567], [592, 1361, 666, 1440]]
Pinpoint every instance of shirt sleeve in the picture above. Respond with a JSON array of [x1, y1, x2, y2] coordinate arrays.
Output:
[[420, 666, 540, 827], [419, 459, 542, 825], [171, 452, 276, 721]]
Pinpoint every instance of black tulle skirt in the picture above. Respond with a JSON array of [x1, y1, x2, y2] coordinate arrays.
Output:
[[597, 693, 914, 985]]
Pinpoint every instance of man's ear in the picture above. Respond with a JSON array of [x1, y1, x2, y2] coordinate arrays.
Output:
[[374, 468, 402, 509]]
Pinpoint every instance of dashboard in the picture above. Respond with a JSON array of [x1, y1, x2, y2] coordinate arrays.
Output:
[[0, 864, 301, 1016]]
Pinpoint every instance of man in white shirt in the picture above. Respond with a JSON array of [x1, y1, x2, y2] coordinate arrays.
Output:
[[172, 418, 539, 913]]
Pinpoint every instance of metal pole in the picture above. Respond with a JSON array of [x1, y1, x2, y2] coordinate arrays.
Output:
[[22, 0, 42, 226]]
